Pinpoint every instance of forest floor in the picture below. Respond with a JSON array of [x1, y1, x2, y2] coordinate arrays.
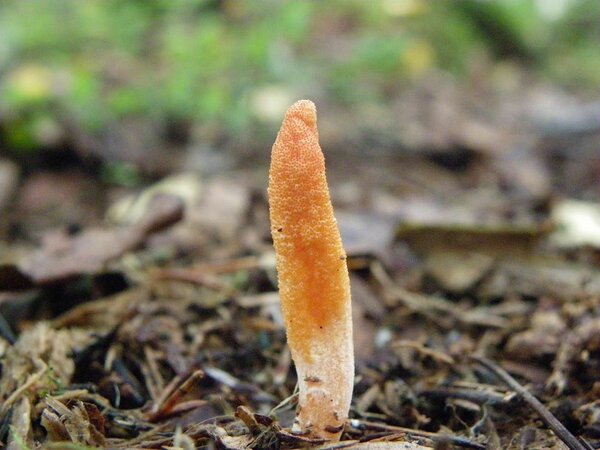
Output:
[[1, 75, 600, 449]]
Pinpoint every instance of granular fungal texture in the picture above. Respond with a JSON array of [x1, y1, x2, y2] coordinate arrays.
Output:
[[268, 100, 354, 441]]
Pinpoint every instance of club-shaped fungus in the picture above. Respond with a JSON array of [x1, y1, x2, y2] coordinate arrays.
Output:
[[268, 100, 354, 441]]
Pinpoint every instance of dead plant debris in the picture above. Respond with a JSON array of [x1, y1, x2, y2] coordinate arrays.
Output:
[[1, 112, 600, 449]]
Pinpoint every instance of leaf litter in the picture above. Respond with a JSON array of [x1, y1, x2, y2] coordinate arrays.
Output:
[[1, 83, 600, 449]]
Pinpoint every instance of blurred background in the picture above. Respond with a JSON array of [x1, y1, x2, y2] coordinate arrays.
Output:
[[3, 2, 600, 446], [1, 0, 600, 241]]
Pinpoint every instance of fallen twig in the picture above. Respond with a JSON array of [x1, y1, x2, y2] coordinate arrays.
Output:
[[471, 355, 586, 450], [147, 369, 204, 422], [349, 419, 486, 450]]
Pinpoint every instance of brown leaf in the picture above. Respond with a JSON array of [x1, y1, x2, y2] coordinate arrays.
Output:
[[14, 193, 184, 286]]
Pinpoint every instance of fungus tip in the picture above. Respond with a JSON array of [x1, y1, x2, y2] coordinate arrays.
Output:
[[284, 99, 317, 130]]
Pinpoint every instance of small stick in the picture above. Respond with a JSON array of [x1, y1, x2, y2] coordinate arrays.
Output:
[[0, 362, 46, 415], [151, 268, 238, 296], [149, 373, 183, 416], [349, 419, 486, 449], [188, 256, 262, 274], [471, 355, 586, 450], [147, 370, 204, 422]]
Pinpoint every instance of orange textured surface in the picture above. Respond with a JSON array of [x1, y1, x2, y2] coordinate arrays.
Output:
[[268, 100, 353, 440], [268, 99, 350, 362]]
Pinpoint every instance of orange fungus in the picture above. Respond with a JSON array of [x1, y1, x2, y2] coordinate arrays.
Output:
[[268, 100, 354, 441]]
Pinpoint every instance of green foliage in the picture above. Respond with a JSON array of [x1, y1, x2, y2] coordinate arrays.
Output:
[[0, 0, 597, 153], [544, 0, 600, 86], [100, 161, 142, 187]]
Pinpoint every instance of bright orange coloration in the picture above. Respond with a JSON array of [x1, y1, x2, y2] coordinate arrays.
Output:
[[268, 100, 354, 441]]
